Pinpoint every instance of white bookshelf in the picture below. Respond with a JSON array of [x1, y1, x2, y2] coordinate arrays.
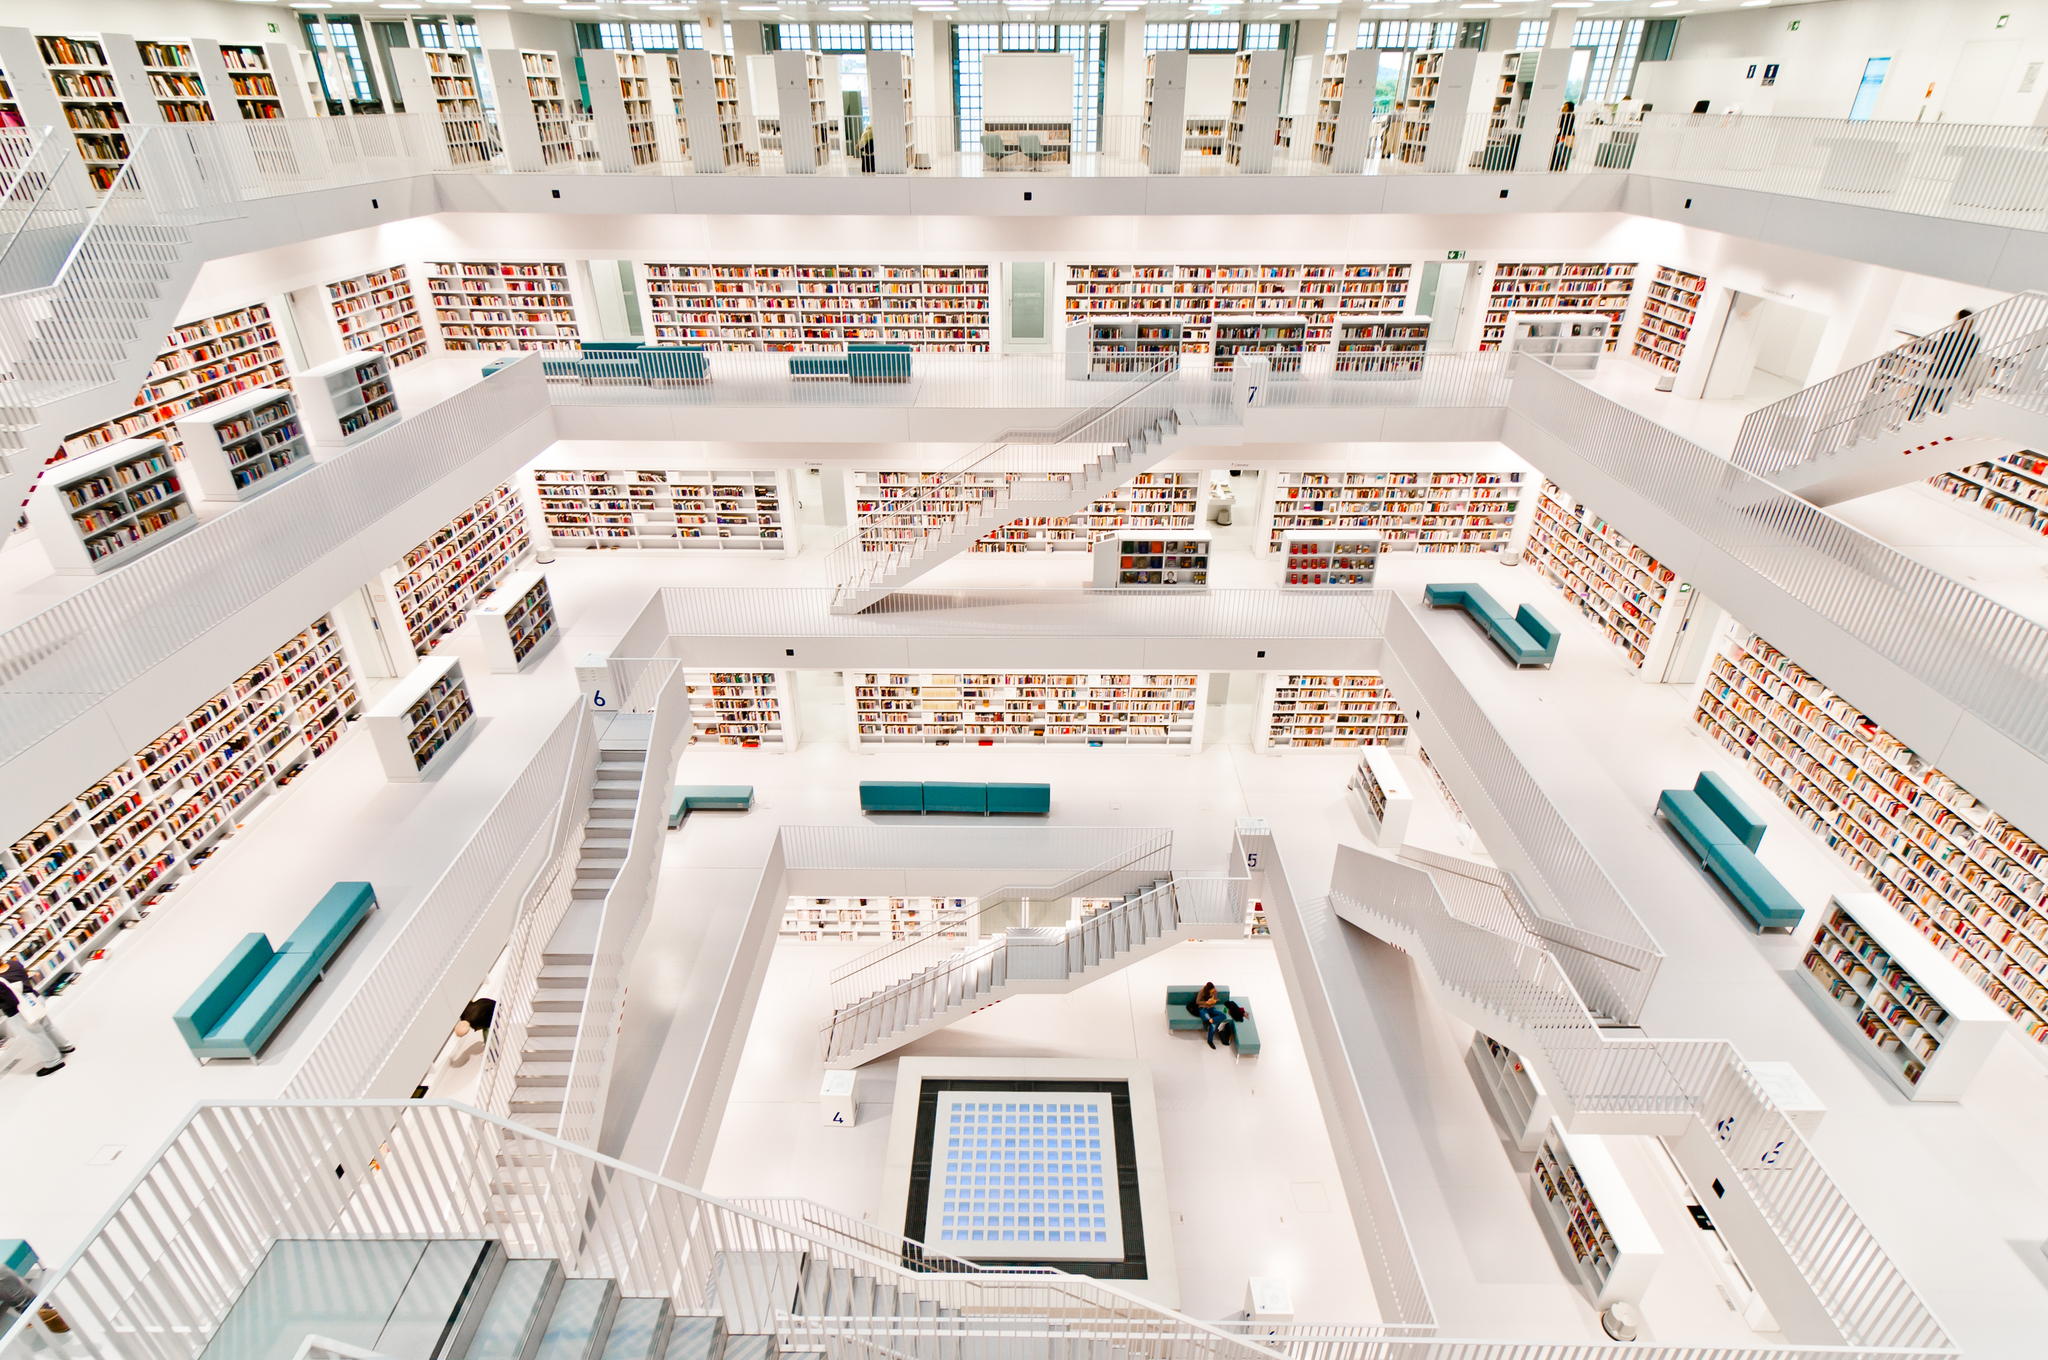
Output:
[[207, 42, 311, 121], [0, 614, 357, 992], [1064, 262, 1411, 357], [1311, 51, 1376, 174], [589, 49, 659, 171], [426, 260, 581, 352], [1279, 529, 1380, 590], [1140, 51, 1188, 174], [326, 265, 428, 367], [782, 895, 974, 942], [773, 50, 831, 174], [1529, 1123, 1662, 1310], [488, 47, 575, 170], [1633, 266, 1706, 375], [0, 32, 60, 150], [1347, 746, 1412, 849], [1334, 318, 1431, 379], [132, 38, 216, 127], [57, 302, 290, 466], [367, 657, 476, 782], [1801, 893, 2005, 1100], [1931, 452, 2048, 537], [532, 467, 788, 552], [16, 30, 144, 187], [1395, 48, 1479, 171], [390, 47, 494, 167], [474, 570, 557, 674], [1523, 479, 1682, 673], [296, 351, 400, 449], [1092, 531, 1211, 591], [675, 49, 745, 171], [1265, 470, 1524, 555], [1483, 262, 1637, 353], [35, 437, 195, 574], [1184, 118, 1227, 158], [1224, 50, 1284, 174], [642, 262, 990, 352], [852, 469, 1197, 554], [1065, 319, 1184, 380], [1697, 629, 2048, 1048], [1214, 315, 1308, 375], [173, 387, 311, 504], [1469, 1034, 1555, 1153], [381, 482, 531, 655], [866, 51, 913, 174], [648, 53, 689, 165], [850, 671, 1206, 748], [1257, 672, 1407, 750], [685, 670, 799, 750], [1507, 313, 1610, 374]]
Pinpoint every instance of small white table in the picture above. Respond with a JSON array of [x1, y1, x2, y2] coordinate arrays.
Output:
[[820, 1069, 857, 1127], [1815, 137, 1904, 194]]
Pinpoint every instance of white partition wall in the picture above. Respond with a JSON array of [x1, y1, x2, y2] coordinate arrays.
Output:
[[1224, 50, 1285, 173], [487, 48, 575, 171], [1141, 52, 1189, 174], [866, 51, 914, 174]]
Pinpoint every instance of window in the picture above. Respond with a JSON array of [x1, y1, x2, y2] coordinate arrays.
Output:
[[1149, 22, 1287, 53], [1188, 23, 1239, 51], [769, 22, 908, 54], [591, 23, 630, 51], [1516, 20, 1550, 49], [1572, 18, 1646, 104], [773, 23, 813, 51], [816, 25, 866, 53], [1242, 24, 1285, 51], [300, 16, 376, 106], [870, 24, 915, 53], [1360, 20, 1461, 51], [952, 23, 1105, 152], [1145, 23, 1187, 54]]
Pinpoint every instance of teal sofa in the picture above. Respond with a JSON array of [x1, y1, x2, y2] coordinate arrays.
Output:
[[1657, 773, 1803, 932], [1423, 583, 1560, 668], [174, 882, 377, 1062], [668, 784, 754, 828], [789, 344, 912, 383], [860, 781, 1050, 814], [0, 1240, 35, 1275], [540, 343, 710, 385], [1165, 985, 1261, 1056]]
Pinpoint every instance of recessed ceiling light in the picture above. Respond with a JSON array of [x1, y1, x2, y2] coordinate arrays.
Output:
[[1458, 2, 1501, 7], [474, 4, 510, 8], [1550, 2, 1593, 7], [558, 3, 602, 8], [738, 4, 778, 9], [1739, 0, 1769, 6], [1367, 3, 1412, 8], [289, 2, 333, 9], [379, 1, 423, 8]]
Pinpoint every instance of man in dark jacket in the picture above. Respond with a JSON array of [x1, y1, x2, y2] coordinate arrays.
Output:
[[0, 976, 71, 1077]]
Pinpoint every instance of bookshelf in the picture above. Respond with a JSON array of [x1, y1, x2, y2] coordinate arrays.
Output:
[[1695, 628, 2048, 1047], [1224, 50, 1285, 173], [782, 895, 975, 942], [675, 50, 746, 171], [1469, 1034, 1555, 1153], [1265, 470, 1524, 555], [427, 260, 581, 352], [849, 671, 1206, 747], [589, 49, 659, 171], [1214, 316, 1309, 375], [1633, 266, 1706, 375], [367, 657, 476, 782], [173, 388, 312, 503], [390, 47, 494, 167], [28, 31, 144, 187], [1929, 451, 2048, 537], [295, 352, 400, 449], [203, 42, 311, 122], [1801, 893, 2005, 1100], [1063, 263, 1411, 357], [1333, 318, 1431, 379], [983, 120, 1071, 163], [853, 469, 1198, 553], [1140, 51, 1188, 174], [773, 50, 831, 174], [649, 54, 689, 164], [1396, 48, 1479, 171], [326, 265, 428, 367], [1528, 1123, 1662, 1309], [642, 262, 990, 352], [132, 39, 215, 126], [1185, 118, 1227, 157], [531, 467, 789, 551], [35, 437, 195, 574], [381, 482, 531, 655], [0, 43, 24, 130], [1257, 672, 1408, 750], [866, 51, 914, 174], [684, 670, 798, 749], [1092, 531, 1211, 591], [1482, 262, 1637, 353], [1311, 51, 1375, 174], [1523, 479, 1682, 673], [474, 570, 558, 674], [1347, 746, 1412, 848], [1279, 529, 1380, 590], [488, 48, 575, 170], [1506, 314, 1610, 374], [0, 614, 358, 992], [1065, 319, 1186, 380]]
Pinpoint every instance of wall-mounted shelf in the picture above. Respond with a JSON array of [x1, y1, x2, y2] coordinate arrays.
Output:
[[782, 894, 975, 942], [1258, 672, 1407, 750], [474, 570, 557, 674], [1092, 531, 1210, 591], [1065, 319, 1184, 380], [427, 260, 580, 352], [532, 467, 788, 551], [1064, 262, 1411, 358], [642, 262, 990, 352], [1633, 265, 1705, 375], [1930, 451, 2048, 537], [326, 265, 427, 367], [173, 387, 311, 503], [850, 671, 1206, 747], [1279, 529, 1380, 590], [1523, 479, 1681, 673], [854, 469, 1198, 554], [367, 657, 476, 782], [57, 303, 289, 467], [685, 670, 799, 749], [1334, 317, 1431, 379], [1483, 261, 1636, 353], [1266, 470, 1523, 555], [380, 482, 530, 656]]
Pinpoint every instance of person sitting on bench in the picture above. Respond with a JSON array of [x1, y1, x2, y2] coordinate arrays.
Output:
[[1189, 981, 1237, 1050]]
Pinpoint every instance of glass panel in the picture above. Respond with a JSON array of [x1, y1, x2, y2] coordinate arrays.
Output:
[[1849, 56, 1890, 120]]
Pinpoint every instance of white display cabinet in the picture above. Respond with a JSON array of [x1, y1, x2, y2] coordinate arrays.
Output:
[[685, 670, 799, 750], [850, 671, 1206, 748], [35, 436, 196, 575], [1140, 51, 1189, 174], [1279, 529, 1379, 590], [1091, 531, 1210, 591], [1801, 893, 2006, 1101], [675, 50, 746, 171], [488, 48, 575, 171], [866, 51, 913, 174], [1311, 51, 1377, 174], [1347, 746, 1412, 849], [1223, 50, 1285, 174], [295, 351, 400, 449], [1469, 1034, 1556, 1153], [589, 49, 659, 171], [367, 657, 477, 782], [474, 570, 558, 674], [1258, 672, 1407, 750], [1064, 319, 1184, 380], [173, 387, 312, 504], [1528, 1122, 1663, 1311], [389, 47, 494, 167], [1333, 318, 1431, 379], [1214, 315, 1309, 375], [1508, 314, 1610, 375], [773, 50, 831, 174]]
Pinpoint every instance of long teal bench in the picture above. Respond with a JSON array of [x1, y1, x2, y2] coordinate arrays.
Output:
[[1165, 984, 1261, 1056], [859, 781, 1051, 815], [538, 344, 710, 385], [668, 784, 754, 828], [1657, 772, 1803, 932], [174, 882, 376, 1062], [0, 1240, 35, 1275], [789, 344, 912, 383], [1423, 582, 1560, 668]]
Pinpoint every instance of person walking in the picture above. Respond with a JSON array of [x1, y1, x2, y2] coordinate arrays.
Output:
[[1908, 309, 1982, 421], [1550, 102, 1578, 172], [0, 975, 72, 1077]]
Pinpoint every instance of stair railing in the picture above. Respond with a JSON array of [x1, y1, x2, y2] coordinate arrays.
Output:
[[725, 1198, 1060, 1276], [0, 128, 95, 297], [1730, 289, 2048, 476]]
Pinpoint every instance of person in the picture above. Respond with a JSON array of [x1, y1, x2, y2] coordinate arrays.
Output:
[[0, 1264, 32, 1332], [1908, 309, 1983, 421], [858, 124, 876, 174], [449, 996, 496, 1068], [1191, 981, 1232, 1050], [1550, 102, 1577, 172], [0, 976, 72, 1077]]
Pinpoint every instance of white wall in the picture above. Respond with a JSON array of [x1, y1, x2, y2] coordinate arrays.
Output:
[[1187, 55, 1239, 119], [982, 53, 1075, 120], [0, 0, 295, 45], [1635, 0, 2048, 123]]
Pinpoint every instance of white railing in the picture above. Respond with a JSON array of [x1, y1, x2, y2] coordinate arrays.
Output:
[[726, 1197, 1060, 1276], [0, 127, 96, 298], [1732, 289, 2048, 475]]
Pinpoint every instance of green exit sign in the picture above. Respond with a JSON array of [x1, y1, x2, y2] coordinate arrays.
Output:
[[1445, 249, 1466, 260]]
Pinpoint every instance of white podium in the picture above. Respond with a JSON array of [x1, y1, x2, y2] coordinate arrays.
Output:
[[820, 1069, 857, 1127]]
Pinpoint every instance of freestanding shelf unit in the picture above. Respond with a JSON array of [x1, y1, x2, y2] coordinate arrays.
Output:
[[773, 50, 832, 174], [1224, 50, 1285, 174], [866, 51, 914, 174], [35, 436, 197, 574], [367, 657, 477, 781], [1346, 746, 1412, 848], [173, 388, 313, 503], [474, 570, 558, 673], [1141, 51, 1189, 174], [295, 351, 400, 449]]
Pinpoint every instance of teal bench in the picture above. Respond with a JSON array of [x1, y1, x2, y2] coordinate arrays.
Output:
[[0, 1240, 35, 1275], [667, 784, 754, 828], [174, 882, 377, 1062], [859, 781, 1051, 815], [1423, 583, 1560, 668], [1657, 773, 1803, 932], [789, 344, 912, 383], [1165, 985, 1261, 1056]]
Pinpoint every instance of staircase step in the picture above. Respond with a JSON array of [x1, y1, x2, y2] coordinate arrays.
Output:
[[375, 1239, 501, 1360], [849, 1274, 874, 1317], [543, 951, 594, 967], [533, 988, 586, 1012], [462, 1258, 562, 1360], [826, 1267, 852, 1316], [662, 1316, 726, 1360], [597, 1299, 671, 1360], [797, 1257, 830, 1315], [529, 1022, 578, 1038], [509, 1096, 565, 1115], [534, 1278, 617, 1360], [516, 1060, 574, 1085]]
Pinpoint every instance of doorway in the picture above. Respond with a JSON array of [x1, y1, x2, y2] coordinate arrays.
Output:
[[1003, 261, 1051, 353], [1701, 291, 1828, 403], [1415, 260, 1473, 351]]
